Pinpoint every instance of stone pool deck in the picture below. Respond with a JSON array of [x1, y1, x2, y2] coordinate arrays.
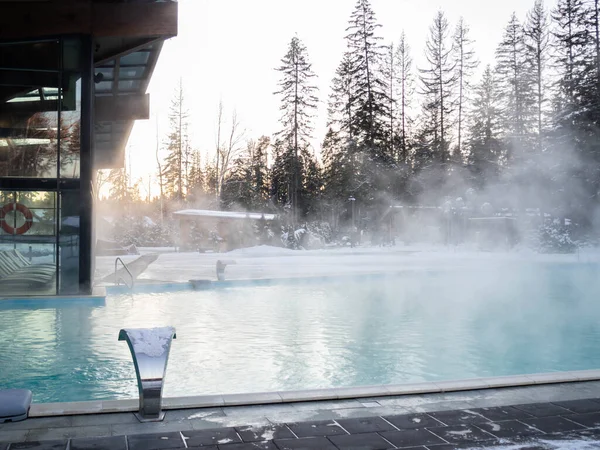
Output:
[[3, 381, 600, 449]]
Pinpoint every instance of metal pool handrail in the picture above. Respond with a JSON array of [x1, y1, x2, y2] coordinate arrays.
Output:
[[114, 257, 134, 289], [118, 327, 177, 422], [216, 259, 236, 281]]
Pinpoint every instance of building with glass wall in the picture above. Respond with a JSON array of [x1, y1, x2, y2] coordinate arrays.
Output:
[[0, 1, 177, 296]]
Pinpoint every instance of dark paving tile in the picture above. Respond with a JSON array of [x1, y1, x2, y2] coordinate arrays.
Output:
[[428, 409, 487, 426], [328, 432, 392, 450], [183, 428, 242, 446], [521, 416, 586, 434], [379, 429, 446, 447], [236, 424, 294, 442], [565, 412, 600, 428], [127, 432, 184, 450], [0, 444, 7, 450], [9, 442, 67, 450], [286, 420, 347, 438], [383, 413, 445, 430], [70, 436, 127, 450], [218, 441, 277, 450], [335, 416, 396, 434], [427, 425, 496, 443], [512, 402, 571, 417], [476, 420, 544, 438], [468, 406, 533, 422], [274, 437, 338, 449], [553, 399, 600, 414], [186, 447, 218, 450]]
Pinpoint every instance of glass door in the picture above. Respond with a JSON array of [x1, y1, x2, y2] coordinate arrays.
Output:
[[0, 190, 57, 295]]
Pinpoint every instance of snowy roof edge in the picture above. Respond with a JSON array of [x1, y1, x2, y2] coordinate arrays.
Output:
[[173, 209, 277, 221]]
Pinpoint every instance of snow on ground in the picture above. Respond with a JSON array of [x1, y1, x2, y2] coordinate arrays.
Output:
[[94, 244, 600, 284], [471, 441, 600, 449]]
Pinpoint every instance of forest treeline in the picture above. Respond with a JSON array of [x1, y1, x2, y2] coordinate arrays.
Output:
[[104, 0, 600, 232]]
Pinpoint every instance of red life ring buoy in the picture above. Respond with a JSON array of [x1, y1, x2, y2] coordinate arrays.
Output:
[[0, 203, 34, 235]]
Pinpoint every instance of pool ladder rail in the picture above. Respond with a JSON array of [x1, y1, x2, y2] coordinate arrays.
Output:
[[216, 259, 236, 281], [114, 257, 134, 290]]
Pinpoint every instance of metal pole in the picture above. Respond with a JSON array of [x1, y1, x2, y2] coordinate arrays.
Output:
[[349, 196, 356, 248]]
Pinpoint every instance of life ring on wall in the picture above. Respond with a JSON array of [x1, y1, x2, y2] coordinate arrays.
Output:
[[0, 203, 34, 235]]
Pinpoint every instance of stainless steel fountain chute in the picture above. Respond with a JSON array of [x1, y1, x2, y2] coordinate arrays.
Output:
[[118, 327, 177, 422]]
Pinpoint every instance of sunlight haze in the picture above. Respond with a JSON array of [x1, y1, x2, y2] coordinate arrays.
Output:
[[127, 0, 533, 196]]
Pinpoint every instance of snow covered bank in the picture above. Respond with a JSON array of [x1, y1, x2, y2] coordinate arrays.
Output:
[[94, 244, 600, 284]]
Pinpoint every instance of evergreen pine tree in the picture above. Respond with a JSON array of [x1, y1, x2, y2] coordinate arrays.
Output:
[[453, 17, 479, 158], [326, 54, 361, 202], [301, 148, 323, 217], [162, 79, 189, 200], [322, 128, 354, 226], [495, 12, 536, 163], [249, 136, 270, 210], [108, 168, 129, 204], [525, 0, 550, 151], [382, 43, 398, 155], [467, 65, 503, 186], [269, 139, 294, 212], [395, 31, 415, 164], [220, 146, 253, 211], [345, 0, 391, 162], [419, 10, 457, 165], [274, 35, 318, 222], [187, 150, 204, 203]]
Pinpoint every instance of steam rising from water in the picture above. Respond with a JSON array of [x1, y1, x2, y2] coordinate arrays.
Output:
[[2, 261, 600, 402]]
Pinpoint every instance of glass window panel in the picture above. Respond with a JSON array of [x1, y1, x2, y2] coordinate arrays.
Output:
[[95, 81, 113, 93], [96, 67, 115, 81], [61, 76, 81, 179], [118, 80, 141, 91], [0, 190, 57, 296], [119, 67, 144, 79], [59, 190, 79, 294], [120, 51, 150, 66], [0, 78, 58, 178]]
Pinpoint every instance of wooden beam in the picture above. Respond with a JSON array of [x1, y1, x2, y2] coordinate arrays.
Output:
[[0, 2, 92, 40], [92, 3, 177, 38], [94, 94, 149, 122], [0, 1, 177, 40], [0, 71, 60, 88]]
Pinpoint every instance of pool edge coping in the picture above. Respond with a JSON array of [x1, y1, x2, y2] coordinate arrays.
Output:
[[28, 368, 600, 417]]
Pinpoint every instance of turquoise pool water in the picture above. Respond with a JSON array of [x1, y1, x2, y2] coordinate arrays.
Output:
[[1, 262, 600, 403]]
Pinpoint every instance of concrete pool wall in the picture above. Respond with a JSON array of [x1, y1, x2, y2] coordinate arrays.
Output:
[[28, 369, 600, 417]]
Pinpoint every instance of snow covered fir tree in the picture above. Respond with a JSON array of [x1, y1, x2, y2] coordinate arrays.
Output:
[[97, 0, 600, 253]]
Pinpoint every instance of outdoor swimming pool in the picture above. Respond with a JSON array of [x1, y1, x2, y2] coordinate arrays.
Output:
[[1, 262, 600, 403]]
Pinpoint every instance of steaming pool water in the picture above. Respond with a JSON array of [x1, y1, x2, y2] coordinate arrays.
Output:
[[2, 261, 600, 403]]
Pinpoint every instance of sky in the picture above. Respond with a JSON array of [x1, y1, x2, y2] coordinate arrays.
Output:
[[125, 0, 536, 198]]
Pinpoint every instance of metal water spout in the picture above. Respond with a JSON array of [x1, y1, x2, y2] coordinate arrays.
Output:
[[118, 327, 176, 422]]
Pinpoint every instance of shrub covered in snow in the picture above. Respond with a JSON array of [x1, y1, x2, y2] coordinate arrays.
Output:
[[535, 219, 576, 254], [112, 216, 175, 247], [307, 221, 333, 243]]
